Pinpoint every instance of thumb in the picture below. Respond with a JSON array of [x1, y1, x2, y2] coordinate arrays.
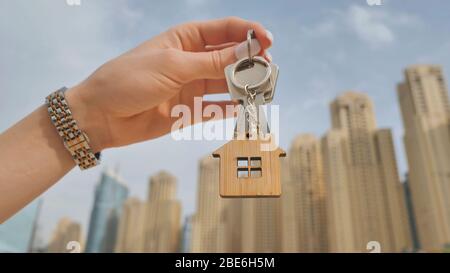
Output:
[[181, 38, 262, 80]]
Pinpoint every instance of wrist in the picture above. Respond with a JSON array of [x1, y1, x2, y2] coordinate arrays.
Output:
[[64, 83, 110, 153]]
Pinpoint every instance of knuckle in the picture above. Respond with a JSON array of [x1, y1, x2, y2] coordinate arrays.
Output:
[[225, 16, 242, 23], [210, 50, 223, 74]]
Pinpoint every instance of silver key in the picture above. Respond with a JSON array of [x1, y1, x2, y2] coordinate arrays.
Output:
[[224, 30, 279, 138], [225, 56, 279, 104]]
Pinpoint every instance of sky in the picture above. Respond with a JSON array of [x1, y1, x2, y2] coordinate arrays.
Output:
[[1, 0, 450, 245]]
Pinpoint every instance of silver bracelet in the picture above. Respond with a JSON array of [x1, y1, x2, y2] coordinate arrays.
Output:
[[46, 87, 101, 170]]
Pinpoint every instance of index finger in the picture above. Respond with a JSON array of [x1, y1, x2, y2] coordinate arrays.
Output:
[[174, 17, 272, 52]]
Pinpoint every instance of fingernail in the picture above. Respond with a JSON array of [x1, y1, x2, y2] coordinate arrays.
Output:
[[266, 30, 274, 43], [235, 39, 261, 60], [265, 51, 272, 62]]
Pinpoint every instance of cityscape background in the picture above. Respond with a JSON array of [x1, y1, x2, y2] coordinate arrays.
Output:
[[0, 0, 450, 252]]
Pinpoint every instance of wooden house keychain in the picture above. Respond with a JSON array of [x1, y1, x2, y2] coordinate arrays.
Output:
[[213, 30, 286, 198]]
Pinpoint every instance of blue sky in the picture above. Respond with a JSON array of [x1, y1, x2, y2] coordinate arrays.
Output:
[[1, 0, 449, 245]]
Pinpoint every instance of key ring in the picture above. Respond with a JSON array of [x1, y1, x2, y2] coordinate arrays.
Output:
[[231, 56, 272, 93], [244, 84, 257, 100], [247, 29, 256, 66]]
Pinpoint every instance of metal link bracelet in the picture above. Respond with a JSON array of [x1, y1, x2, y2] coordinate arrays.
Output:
[[46, 87, 100, 170]]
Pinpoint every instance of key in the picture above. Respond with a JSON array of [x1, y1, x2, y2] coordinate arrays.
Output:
[[212, 29, 286, 198], [225, 56, 279, 104], [224, 56, 279, 138]]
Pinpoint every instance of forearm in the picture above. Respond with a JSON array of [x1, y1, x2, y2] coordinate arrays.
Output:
[[0, 105, 75, 223]]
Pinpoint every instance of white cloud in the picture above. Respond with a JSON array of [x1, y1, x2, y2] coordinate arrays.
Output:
[[299, 4, 422, 49], [300, 20, 337, 38], [347, 5, 395, 47], [345, 5, 423, 49]]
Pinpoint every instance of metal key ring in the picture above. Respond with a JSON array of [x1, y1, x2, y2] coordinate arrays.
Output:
[[244, 84, 257, 99], [231, 56, 272, 93], [247, 29, 256, 65]]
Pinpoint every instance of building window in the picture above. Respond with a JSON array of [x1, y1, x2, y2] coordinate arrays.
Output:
[[237, 157, 262, 178]]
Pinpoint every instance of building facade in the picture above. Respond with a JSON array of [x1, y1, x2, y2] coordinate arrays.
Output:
[[321, 130, 355, 252], [403, 175, 421, 251], [397, 65, 450, 251], [190, 156, 229, 252], [286, 134, 328, 252], [47, 218, 83, 253], [114, 197, 146, 253], [180, 215, 194, 253], [85, 168, 129, 253], [143, 171, 181, 252], [322, 92, 411, 252], [240, 198, 282, 253]]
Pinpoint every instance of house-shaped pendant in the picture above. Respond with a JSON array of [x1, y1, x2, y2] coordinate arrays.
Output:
[[214, 36, 285, 198], [212, 135, 286, 198]]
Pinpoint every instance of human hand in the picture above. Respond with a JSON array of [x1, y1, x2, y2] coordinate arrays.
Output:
[[65, 17, 273, 152]]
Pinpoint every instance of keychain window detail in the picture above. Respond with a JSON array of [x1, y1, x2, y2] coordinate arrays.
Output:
[[236, 157, 262, 179]]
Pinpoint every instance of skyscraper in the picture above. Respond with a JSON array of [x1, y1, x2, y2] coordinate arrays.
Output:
[[280, 157, 299, 252], [85, 168, 128, 253], [403, 175, 421, 251], [191, 156, 229, 252], [321, 130, 355, 252], [180, 215, 194, 253], [373, 128, 412, 252], [322, 92, 411, 252], [397, 65, 450, 251], [240, 198, 282, 253], [286, 134, 328, 252], [143, 171, 181, 252], [114, 197, 146, 253], [47, 218, 83, 253], [0, 199, 41, 253]]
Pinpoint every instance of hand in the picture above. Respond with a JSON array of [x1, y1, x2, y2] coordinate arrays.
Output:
[[65, 17, 273, 152]]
